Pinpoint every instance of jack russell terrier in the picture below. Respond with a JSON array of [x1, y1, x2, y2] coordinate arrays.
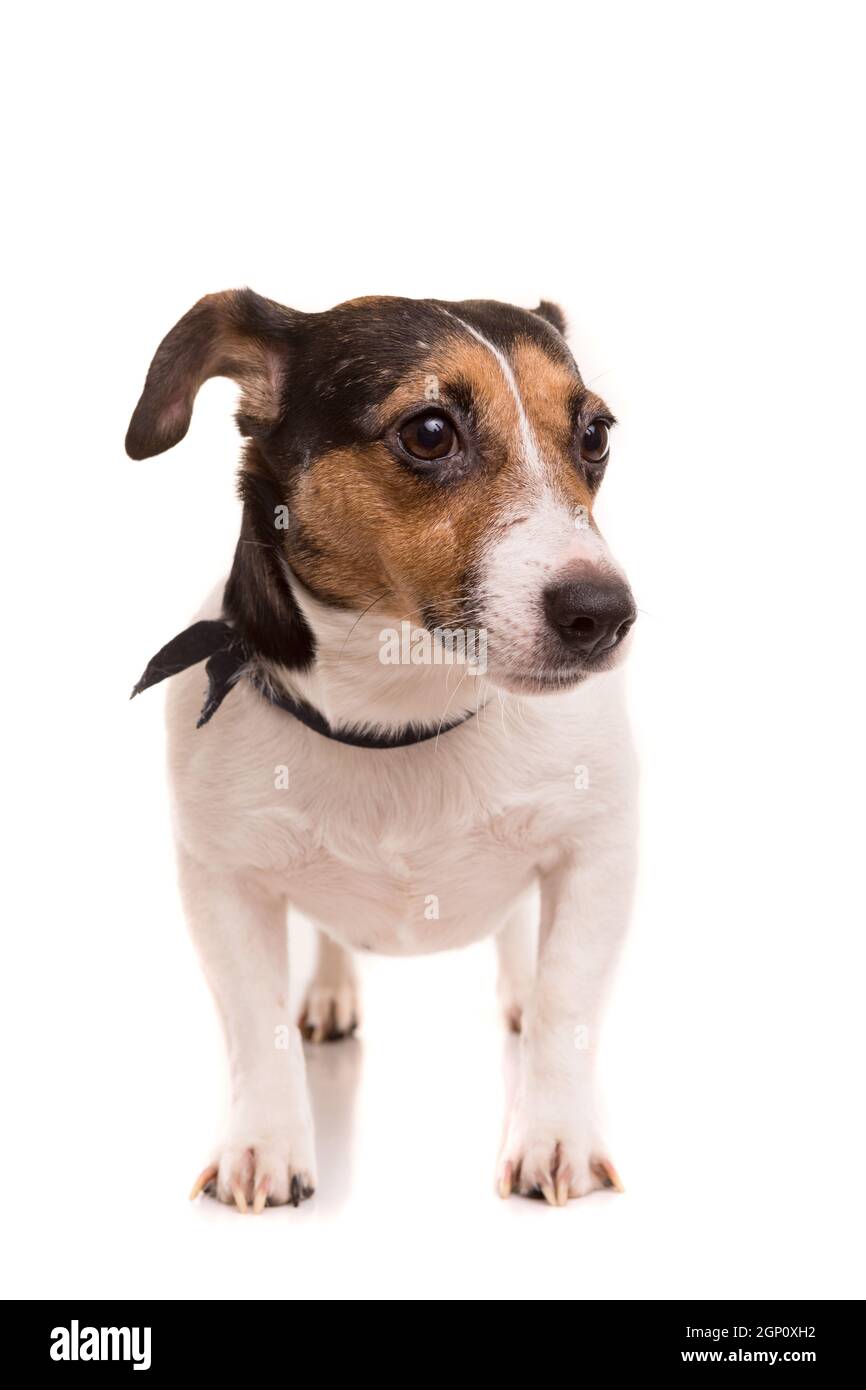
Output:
[[127, 290, 638, 1212]]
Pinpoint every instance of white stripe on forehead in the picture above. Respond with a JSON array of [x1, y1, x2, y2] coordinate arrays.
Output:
[[445, 312, 544, 478]]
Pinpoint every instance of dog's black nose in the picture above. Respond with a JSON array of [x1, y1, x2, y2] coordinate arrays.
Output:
[[544, 580, 636, 659]]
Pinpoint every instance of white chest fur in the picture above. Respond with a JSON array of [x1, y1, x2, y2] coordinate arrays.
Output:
[[166, 644, 635, 957]]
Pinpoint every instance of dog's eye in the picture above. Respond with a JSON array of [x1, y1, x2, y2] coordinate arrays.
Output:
[[399, 412, 459, 462], [580, 421, 610, 465]]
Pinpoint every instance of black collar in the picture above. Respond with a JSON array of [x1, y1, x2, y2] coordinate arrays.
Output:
[[131, 618, 479, 749]]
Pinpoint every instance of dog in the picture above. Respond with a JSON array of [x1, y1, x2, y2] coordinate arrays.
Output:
[[126, 290, 638, 1212]]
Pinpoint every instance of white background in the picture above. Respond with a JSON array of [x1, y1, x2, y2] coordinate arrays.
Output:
[[2, 1, 864, 1300]]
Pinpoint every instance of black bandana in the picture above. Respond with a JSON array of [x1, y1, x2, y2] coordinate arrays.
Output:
[[131, 619, 479, 748], [131, 619, 245, 728]]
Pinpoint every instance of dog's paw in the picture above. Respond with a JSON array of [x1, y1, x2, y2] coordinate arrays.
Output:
[[497, 1112, 623, 1207], [190, 1124, 317, 1214], [299, 979, 360, 1043]]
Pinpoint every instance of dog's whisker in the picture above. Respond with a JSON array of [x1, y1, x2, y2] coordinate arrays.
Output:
[[433, 667, 472, 750], [339, 589, 394, 656]]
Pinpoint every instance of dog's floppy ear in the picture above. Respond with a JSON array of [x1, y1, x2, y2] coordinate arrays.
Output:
[[532, 300, 567, 336], [125, 288, 299, 460]]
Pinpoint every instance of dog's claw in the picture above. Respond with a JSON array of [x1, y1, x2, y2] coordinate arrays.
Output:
[[592, 1157, 624, 1192], [189, 1164, 218, 1201], [498, 1160, 514, 1199], [232, 1181, 248, 1214], [252, 1177, 270, 1215], [499, 1130, 622, 1204], [555, 1167, 571, 1206]]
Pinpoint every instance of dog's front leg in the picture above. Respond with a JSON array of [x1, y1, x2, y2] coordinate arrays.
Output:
[[179, 849, 315, 1212], [498, 832, 636, 1205]]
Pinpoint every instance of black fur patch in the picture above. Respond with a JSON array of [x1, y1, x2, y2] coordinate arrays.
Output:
[[223, 461, 316, 671], [532, 300, 568, 336]]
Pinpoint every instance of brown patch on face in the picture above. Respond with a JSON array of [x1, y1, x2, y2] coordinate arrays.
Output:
[[373, 332, 519, 444], [508, 339, 603, 516], [288, 438, 495, 626], [284, 330, 615, 627], [509, 340, 578, 443], [286, 332, 546, 625]]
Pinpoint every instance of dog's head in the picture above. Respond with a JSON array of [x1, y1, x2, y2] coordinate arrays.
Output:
[[126, 290, 635, 694]]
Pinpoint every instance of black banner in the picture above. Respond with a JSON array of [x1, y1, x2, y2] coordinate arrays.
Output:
[[1, 1299, 861, 1373]]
